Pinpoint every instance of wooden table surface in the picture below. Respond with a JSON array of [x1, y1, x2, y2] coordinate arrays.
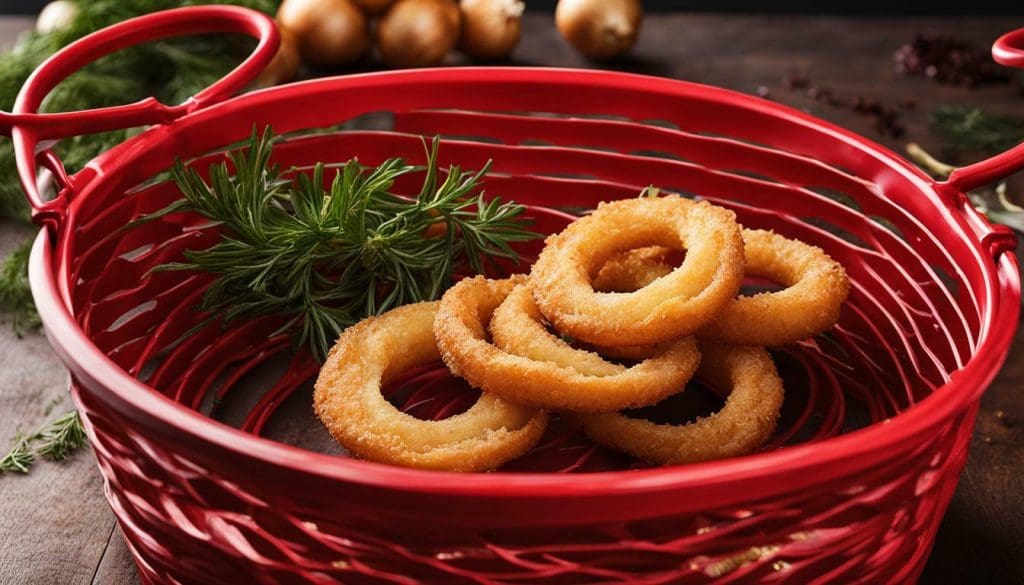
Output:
[[0, 12, 1021, 585]]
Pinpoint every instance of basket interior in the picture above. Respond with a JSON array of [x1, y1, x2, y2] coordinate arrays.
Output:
[[60, 73, 988, 473]]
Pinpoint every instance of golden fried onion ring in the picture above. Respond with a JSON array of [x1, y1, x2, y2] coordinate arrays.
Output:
[[593, 229, 850, 346], [528, 196, 745, 347], [566, 343, 784, 465], [435, 276, 701, 413], [593, 246, 673, 293], [314, 301, 548, 472]]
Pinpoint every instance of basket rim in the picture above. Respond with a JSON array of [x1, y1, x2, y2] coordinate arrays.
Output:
[[32, 67, 1022, 499]]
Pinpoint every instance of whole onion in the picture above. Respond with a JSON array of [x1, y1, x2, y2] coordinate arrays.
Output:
[[378, 0, 461, 68], [459, 0, 524, 61], [36, 0, 78, 34], [277, 0, 370, 68], [255, 28, 302, 87], [555, 0, 642, 61]]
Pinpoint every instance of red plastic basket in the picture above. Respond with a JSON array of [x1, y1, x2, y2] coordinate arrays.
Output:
[[4, 7, 1022, 584]]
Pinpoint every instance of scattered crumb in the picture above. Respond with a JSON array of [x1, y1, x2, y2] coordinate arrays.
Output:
[[782, 72, 809, 90], [780, 72, 906, 138], [995, 410, 1014, 428], [894, 34, 1013, 87]]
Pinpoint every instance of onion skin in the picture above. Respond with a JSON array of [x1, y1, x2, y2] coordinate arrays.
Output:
[[378, 0, 461, 68], [459, 0, 524, 61], [255, 28, 302, 87], [555, 0, 642, 61], [352, 0, 396, 14], [277, 0, 370, 68]]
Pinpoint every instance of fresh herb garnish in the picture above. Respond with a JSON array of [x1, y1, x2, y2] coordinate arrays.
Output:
[[33, 410, 88, 461], [0, 436, 34, 474], [0, 410, 87, 474], [930, 106, 1024, 158], [151, 127, 538, 360]]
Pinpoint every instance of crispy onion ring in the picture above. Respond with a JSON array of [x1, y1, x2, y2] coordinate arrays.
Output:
[[314, 301, 548, 472], [700, 229, 849, 345], [593, 246, 673, 292], [593, 229, 850, 346], [565, 343, 784, 465], [528, 196, 745, 347], [435, 276, 701, 412]]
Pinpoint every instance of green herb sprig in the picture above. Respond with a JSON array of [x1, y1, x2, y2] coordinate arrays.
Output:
[[0, 410, 86, 474], [151, 127, 538, 360], [33, 410, 88, 461], [0, 436, 34, 473], [930, 105, 1024, 158]]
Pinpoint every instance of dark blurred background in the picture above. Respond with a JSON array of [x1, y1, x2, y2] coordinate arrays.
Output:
[[2, 0, 1024, 13]]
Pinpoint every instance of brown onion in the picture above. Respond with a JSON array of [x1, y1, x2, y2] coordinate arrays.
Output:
[[277, 0, 370, 68], [459, 0, 523, 61], [352, 0, 396, 14], [378, 0, 461, 68], [255, 28, 302, 87], [555, 0, 642, 61]]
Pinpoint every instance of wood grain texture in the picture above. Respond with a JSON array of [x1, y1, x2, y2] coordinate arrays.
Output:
[[91, 528, 141, 585], [0, 12, 1021, 585], [0, 220, 118, 585]]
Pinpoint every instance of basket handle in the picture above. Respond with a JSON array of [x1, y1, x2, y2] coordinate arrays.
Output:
[[943, 28, 1024, 193], [0, 5, 279, 231]]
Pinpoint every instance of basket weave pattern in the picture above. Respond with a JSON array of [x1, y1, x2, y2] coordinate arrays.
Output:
[[5, 7, 1018, 583], [78, 382, 975, 584], [25, 67, 1016, 584]]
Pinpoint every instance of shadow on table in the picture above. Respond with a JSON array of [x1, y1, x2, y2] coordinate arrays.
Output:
[[505, 54, 674, 78], [921, 489, 1024, 584]]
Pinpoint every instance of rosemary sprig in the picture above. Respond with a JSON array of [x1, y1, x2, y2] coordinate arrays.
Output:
[[152, 127, 538, 360], [0, 410, 87, 474], [930, 106, 1024, 159], [34, 411, 88, 461], [0, 436, 33, 474]]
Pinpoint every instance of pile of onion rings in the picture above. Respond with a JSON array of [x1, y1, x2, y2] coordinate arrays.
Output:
[[315, 194, 849, 471]]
